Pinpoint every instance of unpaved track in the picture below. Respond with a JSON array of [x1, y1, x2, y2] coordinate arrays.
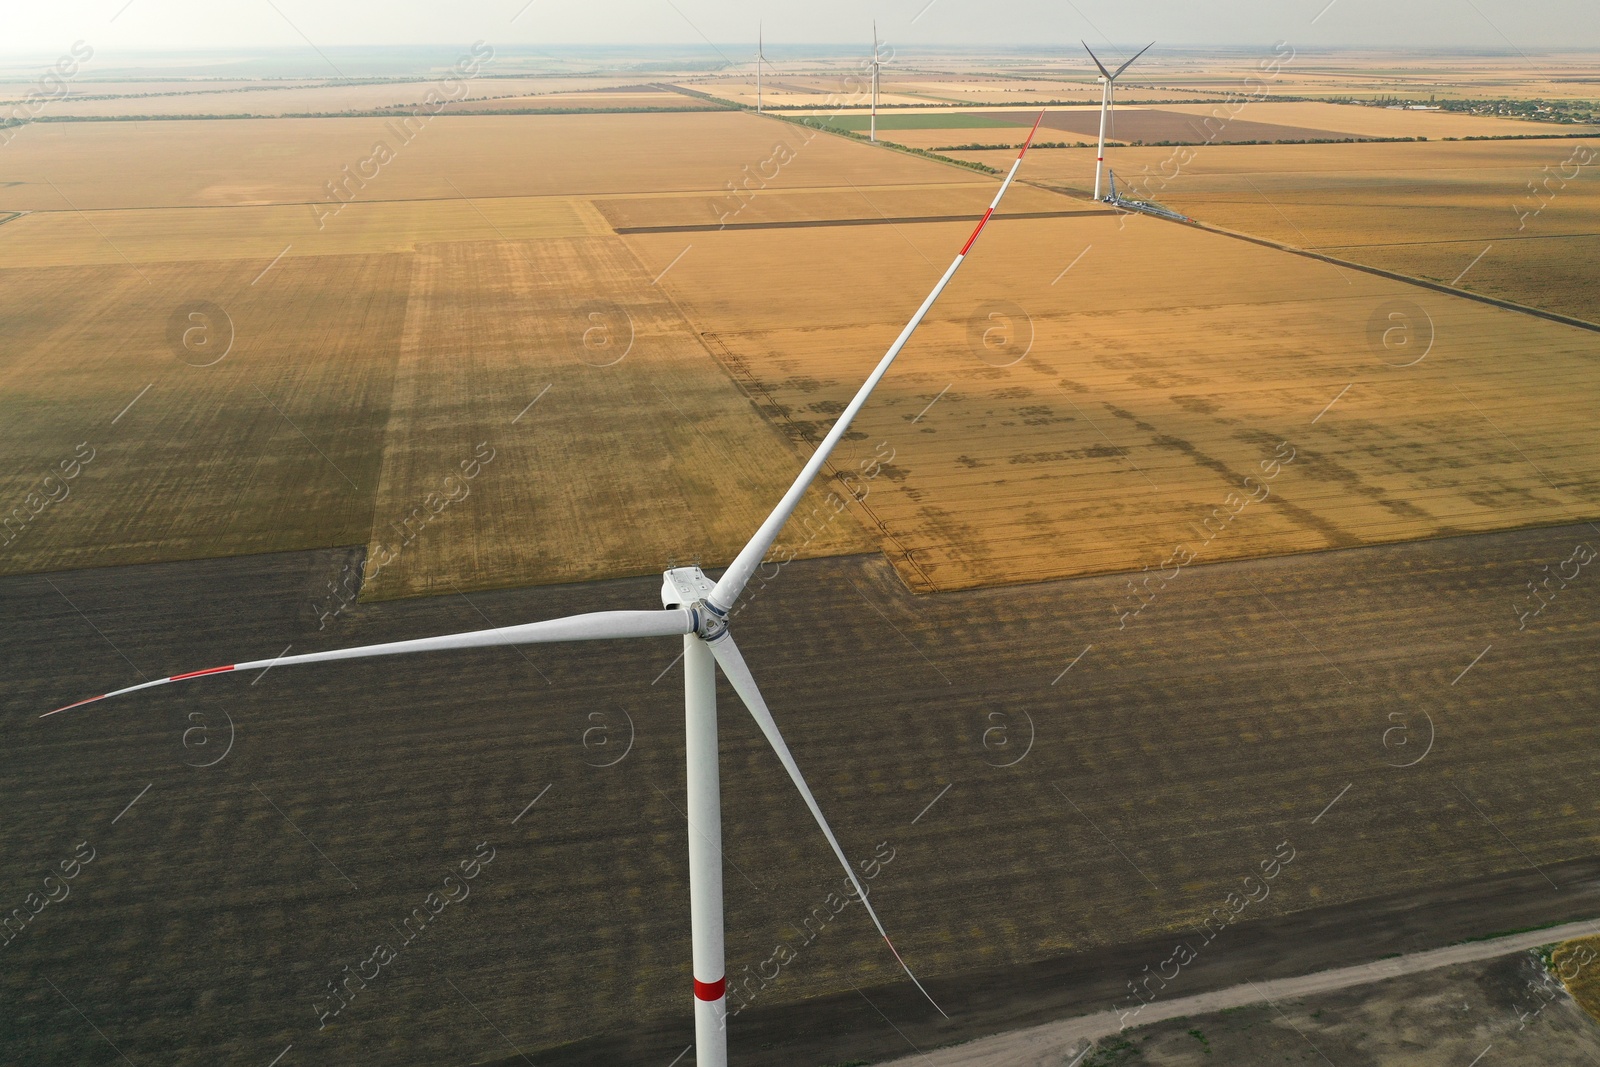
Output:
[[880, 917, 1600, 1066]]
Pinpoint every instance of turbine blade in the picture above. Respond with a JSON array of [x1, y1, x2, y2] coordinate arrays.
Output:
[[707, 110, 1047, 613], [1082, 41, 1111, 79], [1114, 41, 1153, 79], [44, 608, 695, 717], [708, 634, 947, 1017]]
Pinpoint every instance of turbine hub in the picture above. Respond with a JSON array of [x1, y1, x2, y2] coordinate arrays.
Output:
[[694, 606, 729, 642]]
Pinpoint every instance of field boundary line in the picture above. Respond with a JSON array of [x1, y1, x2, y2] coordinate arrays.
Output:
[[613, 208, 1114, 235]]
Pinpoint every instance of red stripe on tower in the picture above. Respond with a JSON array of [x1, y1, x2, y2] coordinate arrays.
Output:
[[694, 976, 726, 1002]]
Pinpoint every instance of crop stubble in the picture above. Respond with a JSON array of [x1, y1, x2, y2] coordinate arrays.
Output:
[[3, 111, 1596, 603], [630, 207, 1600, 593]]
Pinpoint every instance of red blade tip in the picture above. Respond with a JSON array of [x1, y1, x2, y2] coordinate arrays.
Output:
[[1019, 109, 1046, 156], [42, 695, 107, 718]]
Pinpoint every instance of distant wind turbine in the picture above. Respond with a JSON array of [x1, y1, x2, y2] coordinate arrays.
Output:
[[1084, 40, 1153, 201], [870, 21, 881, 142], [44, 114, 1050, 1067], [756, 23, 767, 113]]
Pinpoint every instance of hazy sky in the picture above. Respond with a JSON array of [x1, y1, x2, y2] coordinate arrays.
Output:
[[5, 0, 1596, 55]]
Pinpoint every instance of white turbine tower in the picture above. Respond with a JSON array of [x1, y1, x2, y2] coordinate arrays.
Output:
[[1084, 40, 1153, 201], [46, 112, 1048, 1067], [870, 21, 881, 143]]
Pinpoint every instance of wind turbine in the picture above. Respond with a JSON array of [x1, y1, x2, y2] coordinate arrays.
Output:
[[756, 23, 766, 114], [45, 113, 1048, 1067], [1083, 40, 1153, 201], [869, 21, 881, 143]]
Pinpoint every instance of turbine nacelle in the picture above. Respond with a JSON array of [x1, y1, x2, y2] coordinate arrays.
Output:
[[661, 565, 717, 608]]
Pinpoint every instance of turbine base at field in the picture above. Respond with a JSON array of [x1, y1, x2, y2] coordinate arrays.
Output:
[[1105, 170, 1190, 222]]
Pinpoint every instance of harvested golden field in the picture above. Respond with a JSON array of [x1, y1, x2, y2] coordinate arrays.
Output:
[[0, 112, 958, 211], [630, 206, 1600, 593], [3, 110, 963, 589], [362, 236, 870, 600], [5, 109, 1596, 604], [0, 253, 407, 576], [979, 138, 1600, 321], [0, 196, 611, 266], [0, 234, 871, 590]]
